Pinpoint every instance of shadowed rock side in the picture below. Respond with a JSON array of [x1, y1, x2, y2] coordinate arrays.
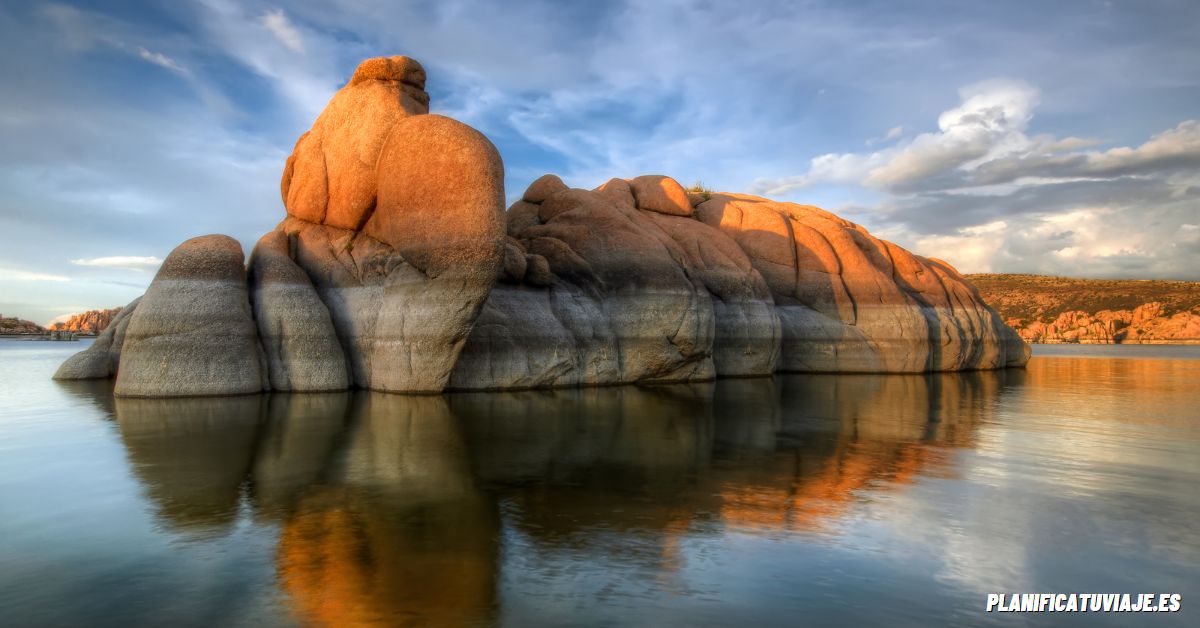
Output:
[[115, 235, 267, 397], [248, 231, 348, 392], [449, 174, 782, 390]]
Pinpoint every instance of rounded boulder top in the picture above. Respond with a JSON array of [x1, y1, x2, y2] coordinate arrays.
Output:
[[364, 114, 506, 276], [349, 55, 427, 90], [629, 175, 693, 217], [153, 234, 246, 282]]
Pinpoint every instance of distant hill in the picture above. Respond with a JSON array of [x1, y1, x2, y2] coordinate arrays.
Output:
[[1, 315, 46, 335], [967, 274, 1200, 344], [49, 307, 122, 335]]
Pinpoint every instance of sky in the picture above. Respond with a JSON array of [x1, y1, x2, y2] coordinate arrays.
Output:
[[1, 0, 1198, 325]]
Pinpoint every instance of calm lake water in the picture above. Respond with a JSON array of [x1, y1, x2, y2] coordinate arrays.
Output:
[[1, 341, 1197, 627]]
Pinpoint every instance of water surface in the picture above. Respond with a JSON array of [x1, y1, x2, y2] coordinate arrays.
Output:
[[1, 341, 1197, 626]]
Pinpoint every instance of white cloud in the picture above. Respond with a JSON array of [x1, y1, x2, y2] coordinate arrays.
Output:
[[744, 76, 1200, 278], [262, 8, 304, 54], [1, 267, 71, 282], [193, 0, 337, 124], [70, 256, 162, 272], [866, 125, 904, 146], [754, 79, 1041, 195], [136, 46, 187, 74]]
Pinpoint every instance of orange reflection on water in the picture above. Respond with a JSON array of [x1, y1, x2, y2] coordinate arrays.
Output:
[[105, 368, 1026, 625]]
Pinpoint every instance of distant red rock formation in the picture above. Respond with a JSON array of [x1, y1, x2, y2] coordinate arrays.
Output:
[[969, 274, 1200, 344], [50, 307, 122, 335], [1013, 303, 1200, 344]]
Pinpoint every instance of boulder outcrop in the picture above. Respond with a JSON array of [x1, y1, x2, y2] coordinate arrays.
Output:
[[449, 178, 780, 390], [54, 55, 1027, 397], [276, 112, 505, 393], [113, 235, 267, 397], [281, 56, 429, 229], [969, 274, 1200, 344], [449, 180, 1025, 389]]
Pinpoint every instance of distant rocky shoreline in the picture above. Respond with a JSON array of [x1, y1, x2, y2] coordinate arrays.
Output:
[[969, 274, 1200, 344], [3, 308, 124, 341], [53, 55, 1029, 397], [1, 315, 46, 336]]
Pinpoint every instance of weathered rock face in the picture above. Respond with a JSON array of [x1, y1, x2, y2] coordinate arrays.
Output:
[[451, 179, 1026, 388], [694, 193, 1027, 371], [281, 56, 429, 229], [449, 176, 781, 390], [248, 231, 349, 391], [280, 57, 504, 393], [55, 56, 506, 395], [114, 235, 267, 397], [54, 56, 1026, 397]]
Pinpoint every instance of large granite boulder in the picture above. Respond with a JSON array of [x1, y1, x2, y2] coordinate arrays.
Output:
[[277, 110, 505, 393], [273, 57, 505, 393], [114, 235, 267, 397], [54, 56, 506, 396]]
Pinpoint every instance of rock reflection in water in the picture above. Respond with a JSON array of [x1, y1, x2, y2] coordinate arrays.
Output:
[[114, 395, 265, 532], [277, 393, 499, 627], [103, 369, 1018, 625]]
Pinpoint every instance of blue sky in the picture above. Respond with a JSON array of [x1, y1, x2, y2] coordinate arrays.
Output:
[[1, 0, 1198, 324]]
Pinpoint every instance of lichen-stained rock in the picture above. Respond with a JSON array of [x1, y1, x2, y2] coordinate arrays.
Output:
[[114, 235, 267, 397], [695, 192, 1029, 371], [450, 176, 780, 390], [281, 56, 429, 229], [53, 296, 141, 380], [248, 231, 349, 392]]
